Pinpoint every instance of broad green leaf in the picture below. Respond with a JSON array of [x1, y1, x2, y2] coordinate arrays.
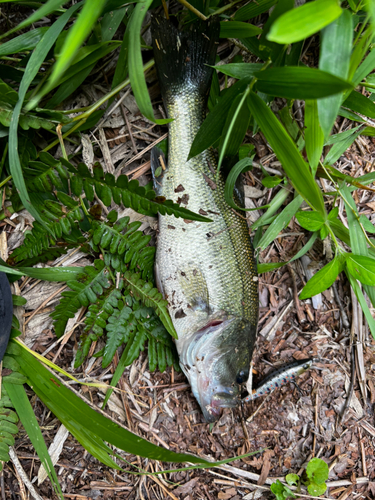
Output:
[[189, 78, 251, 159], [299, 256, 344, 300], [0, 27, 49, 56], [42, 0, 107, 98], [306, 457, 329, 484], [247, 92, 326, 215], [343, 90, 375, 119], [362, 126, 375, 136], [5, 382, 63, 499], [317, 10, 352, 140], [0, 0, 70, 41], [224, 158, 253, 210], [262, 176, 283, 188], [257, 195, 303, 251], [308, 483, 327, 496], [296, 210, 325, 231], [220, 21, 261, 38], [360, 215, 375, 233], [305, 100, 324, 174], [215, 63, 262, 80], [234, 0, 277, 21], [267, 0, 342, 44], [346, 254, 375, 285], [286, 474, 300, 486], [128, 0, 169, 124], [255, 67, 352, 100], [9, 3, 82, 228], [348, 24, 373, 82]]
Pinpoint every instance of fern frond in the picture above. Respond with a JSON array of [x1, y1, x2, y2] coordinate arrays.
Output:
[[90, 216, 155, 280], [24, 152, 70, 193], [123, 271, 177, 339], [102, 300, 135, 368], [61, 159, 212, 222], [51, 260, 111, 337]]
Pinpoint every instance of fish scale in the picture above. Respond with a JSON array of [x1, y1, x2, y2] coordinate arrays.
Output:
[[152, 16, 258, 422]]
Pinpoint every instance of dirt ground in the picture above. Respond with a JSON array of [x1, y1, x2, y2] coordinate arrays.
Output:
[[1, 7, 375, 500]]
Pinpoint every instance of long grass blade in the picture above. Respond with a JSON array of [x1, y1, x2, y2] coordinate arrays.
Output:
[[5, 382, 63, 499], [305, 100, 324, 174], [317, 10, 352, 140]]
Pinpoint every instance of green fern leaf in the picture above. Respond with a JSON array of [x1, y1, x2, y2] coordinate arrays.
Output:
[[157, 342, 166, 373], [24, 152, 70, 192], [61, 159, 212, 222], [123, 271, 177, 339], [102, 300, 135, 368], [0, 385, 19, 465], [148, 337, 157, 372], [51, 260, 111, 337], [122, 327, 147, 366]]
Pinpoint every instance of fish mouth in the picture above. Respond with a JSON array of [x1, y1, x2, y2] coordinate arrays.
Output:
[[178, 316, 240, 422]]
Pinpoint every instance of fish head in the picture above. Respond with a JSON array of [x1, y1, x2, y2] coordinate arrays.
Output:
[[178, 315, 256, 422]]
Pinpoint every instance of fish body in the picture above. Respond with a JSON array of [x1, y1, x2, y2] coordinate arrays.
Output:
[[151, 17, 258, 422], [243, 358, 314, 402]]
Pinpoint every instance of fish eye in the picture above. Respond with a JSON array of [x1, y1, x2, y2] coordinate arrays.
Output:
[[236, 369, 249, 384], [303, 363, 310, 369]]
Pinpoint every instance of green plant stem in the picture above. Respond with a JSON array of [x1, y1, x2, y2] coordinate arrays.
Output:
[[0, 175, 11, 190], [176, 0, 207, 20], [0, 142, 8, 177], [79, 196, 89, 217], [212, 0, 243, 16]]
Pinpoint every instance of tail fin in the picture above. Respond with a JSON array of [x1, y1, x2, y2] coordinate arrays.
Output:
[[151, 16, 220, 100]]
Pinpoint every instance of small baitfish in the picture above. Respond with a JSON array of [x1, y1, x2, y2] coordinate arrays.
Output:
[[243, 358, 314, 402], [151, 16, 259, 422]]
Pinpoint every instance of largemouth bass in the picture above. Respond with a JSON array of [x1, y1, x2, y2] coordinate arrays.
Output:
[[151, 16, 258, 422]]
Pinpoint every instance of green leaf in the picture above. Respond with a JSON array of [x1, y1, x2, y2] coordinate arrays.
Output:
[[257, 195, 303, 251], [324, 127, 363, 165], [305, 100, 324, 175], [346, 254, 375, 285], [252, 187, 290, 230], [262, 176, 283, 188], [347, 271, 375, 339], [341, 183, 368, 256], [343, 90, 375, 119], [247, 91, 326, 216], [317, 10, 352, 140], [296, 210, 325, 231], [15, 343, 226, 465], [0, 27, 49, 56], [0, 264, 81, 282], [257, 262, 286, 273], [5, 382, 63, 499], [299, 256, 344, 300], [218, 88, 251, 170], [254, 67, 353, 100], [267, 0, 342, 44], [235, 0, 277, 21], [128, 0, 169, 124], [286, 474, 300, 486], [308, 482, 327, 496], [189, 78, 251, 159], [43, 0, 107, 97], [306, 457, 329, 484], [353, 48, 375, 87], [215, 63, 262, 80], [220, 21, 261, 38], [360, 215, 375, 233]]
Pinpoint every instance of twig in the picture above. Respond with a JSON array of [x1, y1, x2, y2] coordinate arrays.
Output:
[[287, 264, 306, 323], [121, 103, 137, 154], [9, 448, 44, 500], [337, 344, 356, 427], [331, 281, 350, 329]]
